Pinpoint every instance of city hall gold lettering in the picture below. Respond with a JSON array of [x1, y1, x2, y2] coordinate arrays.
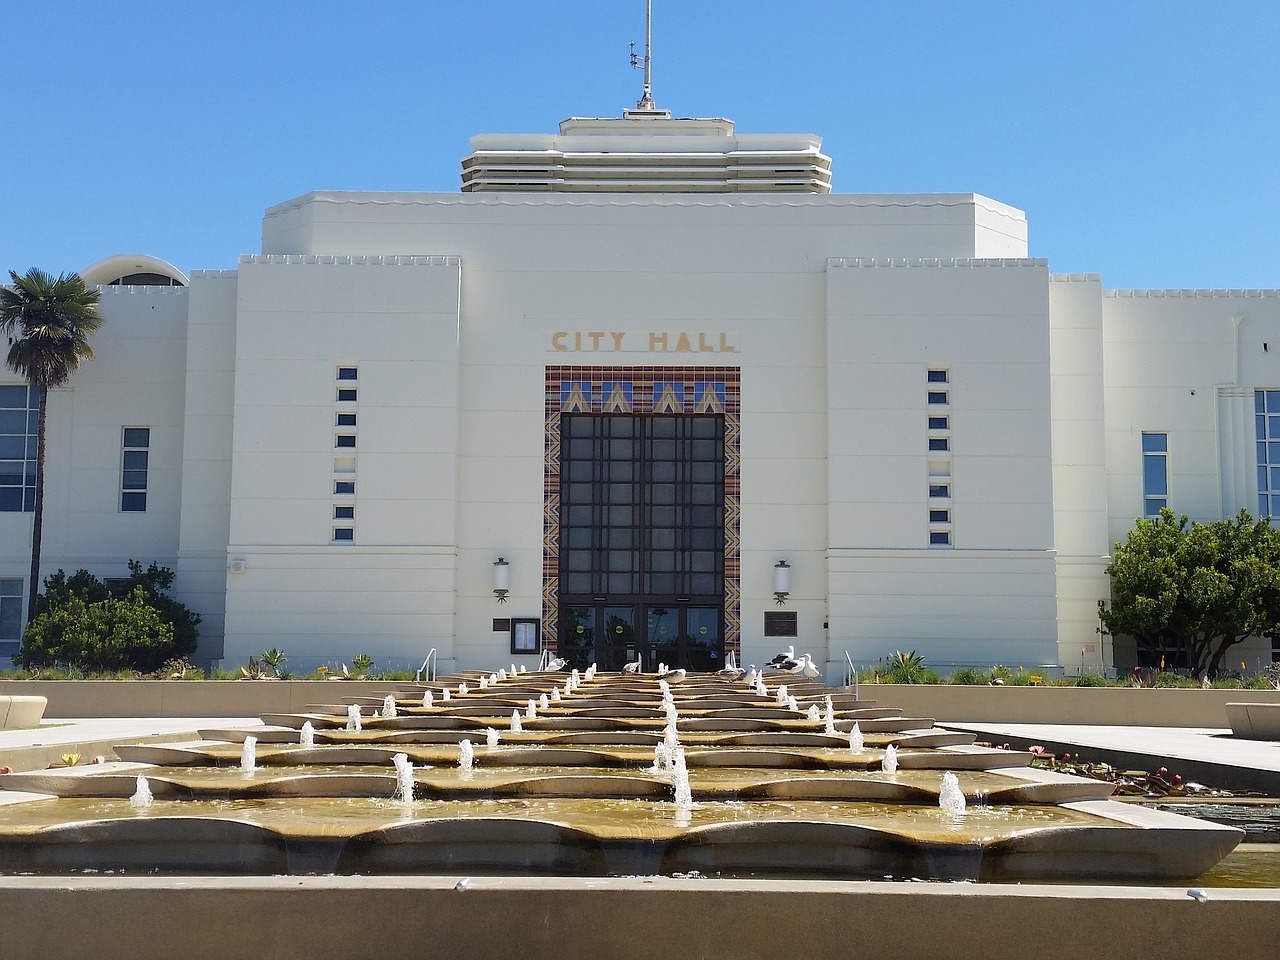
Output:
[[550, 331, 737, 353]]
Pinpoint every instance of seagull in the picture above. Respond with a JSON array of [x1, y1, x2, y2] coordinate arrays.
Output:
[[622, 659, 642, 674], [766, 646, 796, 669], [546, 657, 568, 671], [658, 668, 686, 684], [796, 653, 821, 679], [715, 666, 746, 680], [744, 665, 758, 684]]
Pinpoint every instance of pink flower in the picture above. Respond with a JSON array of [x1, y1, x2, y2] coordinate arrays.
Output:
[[1028, 745, 1046, 756]]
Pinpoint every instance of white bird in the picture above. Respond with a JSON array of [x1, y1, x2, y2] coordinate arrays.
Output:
[[766, 646, 796, 669], [791, 653, 822, 679], [658, 668, 686, 684], [744, 666, 758, 684], [715, 666, 745, 679], [621, 659, 642, 674], [546, 657, 568, 671]]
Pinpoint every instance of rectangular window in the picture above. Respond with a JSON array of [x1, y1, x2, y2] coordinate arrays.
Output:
[[928, 437, 949, 452], [1256, 391, 1280, 517], [0, 384, 38, 513], [336, 413, 357, 426], [927, 391, 948, 405], [120, 427, 150, 512], [929, 509, 950, 523], [334, 480, 355, 495], [928, 484, 950, 498], [337, 366, 358, 381], [337, 388, 357, 402], [335, 435, 356, 448], [0, 577, 23, 656], [334, 505, 354, 520], [927, 416, 949, 430], [929, 531, 952, 546], [333, 527, 354, 542], [1142, 432, 1168, 517], [927, 369, 949, 383]]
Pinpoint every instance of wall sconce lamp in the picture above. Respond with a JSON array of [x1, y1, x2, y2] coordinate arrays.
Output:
[[773, 560, 791, 606], [493, 557, 510, 603]]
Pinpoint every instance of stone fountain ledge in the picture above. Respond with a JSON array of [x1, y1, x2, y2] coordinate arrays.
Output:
[[0, 875, 1277, 960]]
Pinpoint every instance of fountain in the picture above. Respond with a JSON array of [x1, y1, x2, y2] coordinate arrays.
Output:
[[393, 752, 414, 804], [382, 695, 397, 719], [939, 771, 966, 818], [240, 735, 257, 774], [128, 775, 152, 811], [300, 721, 315, 748], [0, 668, 1243, 883]]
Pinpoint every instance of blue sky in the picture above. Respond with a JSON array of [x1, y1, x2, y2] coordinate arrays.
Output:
[[2, 1, 1277, 289]]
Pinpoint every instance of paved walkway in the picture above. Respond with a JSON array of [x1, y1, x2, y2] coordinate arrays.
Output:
[[946, 721, 1280, 793]]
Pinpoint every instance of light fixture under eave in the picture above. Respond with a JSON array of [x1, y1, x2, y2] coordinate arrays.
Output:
[[773, 560, 791, 606], [493, 557, 510, 603]]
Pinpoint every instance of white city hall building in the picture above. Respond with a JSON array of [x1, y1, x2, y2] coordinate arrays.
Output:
[[3, 108, 1278, 679]]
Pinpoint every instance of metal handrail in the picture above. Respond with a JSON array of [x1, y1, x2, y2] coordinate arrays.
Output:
[[416, 648, 437, 684], [845, 651, 858, 698]]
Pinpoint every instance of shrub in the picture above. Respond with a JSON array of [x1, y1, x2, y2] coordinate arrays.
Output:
[[884, 650, 940, 684], [17, 563, 200, 673], [17, 587, 177, 673], [1071, 672, 1111, 687], [947, 667, 987, 685]]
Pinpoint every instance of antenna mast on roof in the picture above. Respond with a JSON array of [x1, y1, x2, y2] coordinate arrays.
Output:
[[629, 0, 657, 110]]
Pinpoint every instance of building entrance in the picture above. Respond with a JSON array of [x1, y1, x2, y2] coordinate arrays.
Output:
[[557, 413, 725, 670], [559, 603, 723, 671]]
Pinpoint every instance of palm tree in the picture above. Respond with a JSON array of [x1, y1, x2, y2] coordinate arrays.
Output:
[[0, 268, 104, 623]]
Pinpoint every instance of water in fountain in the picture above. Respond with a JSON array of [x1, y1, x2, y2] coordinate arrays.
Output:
[[510, 710, 523, 733], [458, 740, 475, 773], [539, 693, 550, 710], [562, 679, 572, 698], [571, 668, 581, 686], [806, 704, 821, 723], [882, 743, 899, 774], [651, 740, 672, 774], [824, 696, 837, 735], [392, 752, 414, 804], [382, 695, 397, 719], [776, 684, 788, 703], [423, 689, 434, 709], [518, 664, 527, 673], [300, 721, 315, 748], [489, 673, 499, 685], [479, 675, 489, 690], [241, 736, 258, 774], [664, 700, 678, 724], [485, 727, 500, 748], [672, 748, 693, 809], [551, 686, 561, 702], [441, 687, 450, 701], [129, 775, 153, 810], [756, 679, 768, 697], [663, 722, 679, 758], [511, 664, 518, 676], [459, 682, 469, 696], [848, 722, 864, 752], [787, 695, 800, 712], [939, 771, 966, 818], [346, 704, 362, 733], [525, 699, 537, 719], [498, 669, 507, 680]]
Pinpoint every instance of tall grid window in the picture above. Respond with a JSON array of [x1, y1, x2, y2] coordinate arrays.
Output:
[[1255, 391, 1280, 517], [120, 427, 150, 512], [927, 369, 952, 547], [1142, 432, 1168, 517], [334, 365, 357, 542], [560, 414, 724, 598], [0, 384, 38, 512], [0, 577, 22, 658]]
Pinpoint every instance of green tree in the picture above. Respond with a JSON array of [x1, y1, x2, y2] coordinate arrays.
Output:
[[20, 563, 200, 670], [0, 269, 104, 624], [1102, 508, 1280, 678], [17, 586, 176, 673]]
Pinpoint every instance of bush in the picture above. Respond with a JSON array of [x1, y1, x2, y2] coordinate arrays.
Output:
[[883, 650, 941, 684], [17, 587, 177, 673], [17, 563, 199, 673], [947, 667, 987, 685], [1071, 672, 1111, 687]]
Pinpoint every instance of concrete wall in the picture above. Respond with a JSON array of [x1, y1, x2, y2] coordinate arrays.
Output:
[[1, 876, 1276, 960]]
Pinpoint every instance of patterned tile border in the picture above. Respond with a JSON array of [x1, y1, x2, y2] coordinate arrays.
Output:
[[543, 366, 742, 659]]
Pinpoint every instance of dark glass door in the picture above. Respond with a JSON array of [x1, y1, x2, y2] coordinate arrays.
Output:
[[558, 413, 725, 671]]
